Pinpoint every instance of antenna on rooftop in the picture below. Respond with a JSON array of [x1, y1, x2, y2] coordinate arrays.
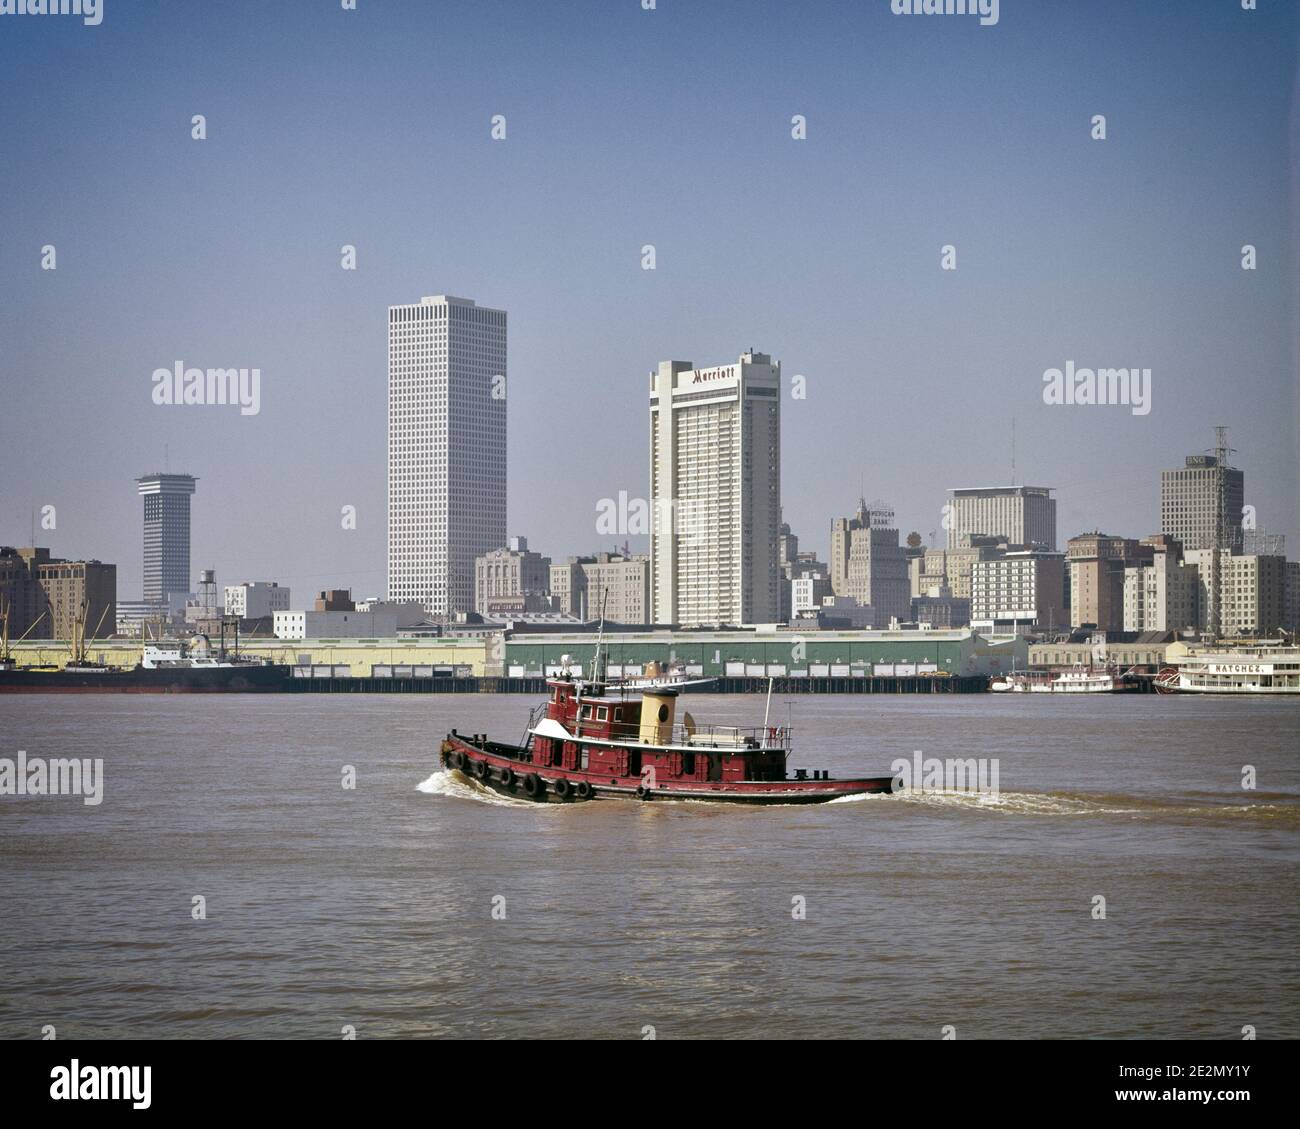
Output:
[[1206, 425, 1238, 639]]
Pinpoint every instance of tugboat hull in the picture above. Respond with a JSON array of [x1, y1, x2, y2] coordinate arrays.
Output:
[[440, 734, 895, 806]]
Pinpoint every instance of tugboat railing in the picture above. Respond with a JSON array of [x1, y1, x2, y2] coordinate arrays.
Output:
[[519, 703, 544, 750], [632, 722, 792, 751], [690, 723, 789, 746], [530, 700, 792, 753]]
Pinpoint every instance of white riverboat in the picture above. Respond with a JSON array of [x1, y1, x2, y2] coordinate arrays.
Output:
[[1154, 643, 1300, 695], [990, 666, 1133, 694], [606, 659, 715, 692]]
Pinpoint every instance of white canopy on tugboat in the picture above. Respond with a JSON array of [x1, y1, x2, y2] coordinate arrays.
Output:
[[531, 717, 573, 741]]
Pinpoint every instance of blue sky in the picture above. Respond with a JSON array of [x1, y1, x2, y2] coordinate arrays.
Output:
[[0, 0, 1295, 599]]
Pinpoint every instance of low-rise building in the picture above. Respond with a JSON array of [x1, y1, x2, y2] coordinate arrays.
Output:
[[223, 581, 291, 619], [1285, 561, 1300, 633], [1183, 550, 1287, 637], [549, 559, 586, 618], [475, 537, 553, 616], [273, 609, 398, 640], [1122, 535, 1198, 633], [791, 567, 833, 617], [816, 594, 874, 629], [1029, 631, 1176, 673], [314, 589, 355, 611], [582, 553, 650, 624], [0, 546, 116, 641], [547, 552, 649, 623], [919, 537, 1009, 602], [353, 599, 429, 628], [1067, 533, 1153, 631], [911, 587, 971, 629], [972, 549, 1066, 632]]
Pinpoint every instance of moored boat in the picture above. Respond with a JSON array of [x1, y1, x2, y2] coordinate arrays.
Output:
[[990, 665, 1136, 694], [604, 658, 714, 692], [0, 632, 291, 693], [0, 662, 292, 692], [1154, 641, 1300, 695]]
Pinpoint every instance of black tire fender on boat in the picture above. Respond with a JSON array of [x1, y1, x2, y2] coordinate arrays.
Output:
[[499, 767, 516, 789], [473, 758, 491, 781], [522, 773, 543, 798], [553, 776, 571, 799], [574, 780, 593, 800], [635, 784, 651, 800], [452, 750, 468, 772]]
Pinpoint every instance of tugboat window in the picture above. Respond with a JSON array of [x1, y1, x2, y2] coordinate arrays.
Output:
[[657, 704, 670, 723]]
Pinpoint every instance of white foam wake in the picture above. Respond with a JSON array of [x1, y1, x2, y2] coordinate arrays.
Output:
[[826, 791, 892, 804], [416, 768, 559, 810], [892, 789, 1165, 817]]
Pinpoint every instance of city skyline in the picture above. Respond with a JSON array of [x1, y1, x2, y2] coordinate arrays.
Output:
[[0, 405, 1285, 613], [1, 0, 1295, 605]]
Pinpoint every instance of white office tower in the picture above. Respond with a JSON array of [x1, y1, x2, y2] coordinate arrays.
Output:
[[387, 295, 507, 617], [649, 351, 781, 626], [947, 486, 1057, 550]]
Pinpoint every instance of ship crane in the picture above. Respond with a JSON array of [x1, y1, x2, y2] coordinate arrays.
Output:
[[69, 598, 112, 667], [0, 596, 53, 667]]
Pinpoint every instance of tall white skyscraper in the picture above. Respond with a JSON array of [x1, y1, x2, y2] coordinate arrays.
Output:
[[649, 351, 781, 626], [387, 295, 507, 617], [136, 472, 197, 606]]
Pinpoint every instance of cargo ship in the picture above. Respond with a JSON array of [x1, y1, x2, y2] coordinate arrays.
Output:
[[0, 659, 292, 693], [440, 654, 897, 804], [0, 606, 291, 693]]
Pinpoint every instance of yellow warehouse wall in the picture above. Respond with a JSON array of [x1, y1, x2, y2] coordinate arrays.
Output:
[[6, 638, 490, 676]]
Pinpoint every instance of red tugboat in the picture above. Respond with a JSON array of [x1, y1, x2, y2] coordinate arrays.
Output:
[[440, 659, 897, 805]]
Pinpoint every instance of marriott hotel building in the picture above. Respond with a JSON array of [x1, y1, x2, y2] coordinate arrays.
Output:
[[649, 351, 781, 626]]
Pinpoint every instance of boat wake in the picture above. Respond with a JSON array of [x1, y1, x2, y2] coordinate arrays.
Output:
[[825, 791, 893, 805], [890, 787, 1299, 822], [416, 769, 561, 810], [416, 770, 1297, 822]]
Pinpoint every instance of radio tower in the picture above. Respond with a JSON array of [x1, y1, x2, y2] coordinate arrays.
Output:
[[1207, 425, 1237, 639]]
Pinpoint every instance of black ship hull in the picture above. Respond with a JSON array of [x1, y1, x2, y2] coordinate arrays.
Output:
[[0, 664, 293, 693]]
